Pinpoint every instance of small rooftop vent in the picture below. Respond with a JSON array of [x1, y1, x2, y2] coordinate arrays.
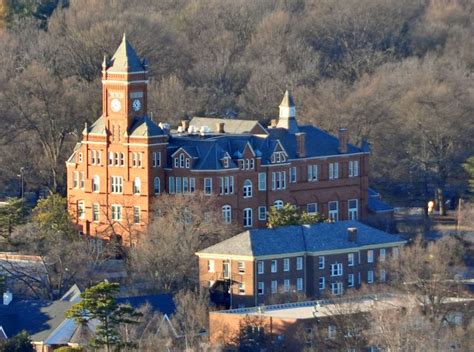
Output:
[[188, 125, 198, 134], [159, 122, 170, 131], [3, 290, 12, 306], [177, 126, 184, 133], [200, 126, 210, 135]]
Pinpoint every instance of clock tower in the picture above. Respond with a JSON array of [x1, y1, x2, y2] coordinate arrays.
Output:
[[102, 34, 148, 139]]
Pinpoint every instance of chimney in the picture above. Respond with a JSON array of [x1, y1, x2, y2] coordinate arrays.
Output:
[[3, 290, 12, 306], [295, 132, 306, 158], [270, 119, 277, 128], [216, 122, 225, 133], [347, 227, 358, 242], [338, 128, 348, 154], [181, 120, 190, 131]]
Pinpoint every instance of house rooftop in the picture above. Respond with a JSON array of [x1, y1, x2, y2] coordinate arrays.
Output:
[[197, 220, 405, 258]]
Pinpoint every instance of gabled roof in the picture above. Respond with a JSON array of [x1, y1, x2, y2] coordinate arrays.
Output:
[[83, 116, 106, 135], [129, 116, 164, 137], [107, 34, 145, 73], [189, 117, 267, 135], [197, 221, 405, 258]]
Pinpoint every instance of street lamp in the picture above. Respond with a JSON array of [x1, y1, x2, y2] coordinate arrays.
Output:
[[17, 167, 25, 199]]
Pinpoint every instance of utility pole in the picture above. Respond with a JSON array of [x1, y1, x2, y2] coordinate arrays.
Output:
[[457, 198, 462, 235], [18, 167, 25, 199]]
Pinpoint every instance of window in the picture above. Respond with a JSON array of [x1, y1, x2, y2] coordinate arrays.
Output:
[[185, 158, 190, 168], [133, 206, 140, 224], [111, 176, 123, 193], [219, 176, 234, 195], [329, 162, 339, 180], [108, 152, 114, 165], [306, 203, 317, 214], [271, 280, 278, 294], [283, 258, 290, 272], [111, 205, 122, 221], [349, 160, 359, 177], [319, 277, 325, 290], [176, 177, 182, 193], [307, 165, 318, 181], [258, 172, 266, 191], [271, 151, 287, 163], [273, 200, 284, 209], [348, 199, 358, 220], [152, 152, 161, 167], [331, 282, 343, 295], [368, 270, 374, 284], [97, 151, 102, 165], [78, 153, 83, 163], [243, 208, 253, 227], [328, 201, 339, 221], [179, 154, 185, 168], [92, 175, 100, 192], [243, 179, 253, 198], [328, 325, 336, 339], [348, 274, 355, 287], [272, 171, 286, 190], [208, 260, 215, 273], [238, 261, 245, 274], [348, 253, 355, 267], [297, 278, 303, 291], [290, 166, 297, 183], [257, 261, 264, 274], [297, 257, 303, 270], [133, 177, 141, 194], [189, 177, 196, 193], [258, 206, 267, 221], [119, 153, 124, 166], [77, 201, 85, 219], [183, 177, 189, 193], [380, 269, 386, 282], [238, 283, 245, 294], [331, 263, 343, 277], [283, 279, 290, 292], [73, 171, 79, 188], [257, 282, 264, 295], [243, 159, 254, 170], [222, 156, 230, 168], [132, 152, 142, 167], [319, 256, 325, 269], [392, 247, 400, 258], [169, 176, 175, 193], [92, 203, 99, 222], [271, 260, 277, 273], [222, 205, 232, 224], [380, 248, 386, 262], [91, 150, 96, 164], [367, 250, 374, 263], [79, 172, 85, 189], [154, 177, 160, 195], [204, 178, 212, 195]]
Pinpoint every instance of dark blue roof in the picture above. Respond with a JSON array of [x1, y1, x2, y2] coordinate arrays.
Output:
[[198, 221, 405, 257], [165, 123, 366, 170], [368, 197, 394, 213], [117, 294, 175, 316]]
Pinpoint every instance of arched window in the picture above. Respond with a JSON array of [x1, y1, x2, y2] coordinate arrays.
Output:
[[133, 177, 141, 194], [243, 179, 253, 198], [154, 177, 160, 195], [179, 154, 185, 168], [243, 208, 253, 228], [273, 200, 284, 209], [92, 175, 100, 192], [222, 205, 232, 224]]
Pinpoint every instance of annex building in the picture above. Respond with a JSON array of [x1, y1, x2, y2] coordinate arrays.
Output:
[[66, 35, 390, 245]]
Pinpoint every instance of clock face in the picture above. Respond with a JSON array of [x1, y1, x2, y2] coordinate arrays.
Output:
[[132, 99, 141, 112], [111, 98, 121, 112]]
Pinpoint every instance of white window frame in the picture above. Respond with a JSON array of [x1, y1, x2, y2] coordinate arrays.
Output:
[[319, 277, 325, 290], [92, 203, 100, 222], [348, 253, 354, 267], [257, 282, 264, 295], [208, 260, 215, 273], [73, 171, 79, 188], [152, 152, 161, 167], [296, 257, 303, 270], [219, 176, 234, 195], [331, 282, 343, 295], [133, 177, 141, 194], [307, 165, 318, 181], [258, 206, 267, 221], [271, 171, 286, 190], [328, 201, 339, 221], [154, 177, 160, 195], [283, 258, 290, 272], [169, 176, 175, 193], [271, 260, 277, 273], [296, 278, 303, 291], [271, 280, 278, 294], [222, 205, 232, 224], [243, 208, 253, 228], [243, 179, 253, 198], [92, 175, 100, 193], [204, 177, 212, 195], [367, 250, 374, 263], [238, 261, 245, 274], [380, 248, 386, 262], [348, 273, 355, 288], [319, 256, 325, 269], [273, 200, 284, 209], [348, 199, 358, 220], [283, 279, 290, 292], [329, 162, 339, 180], [111, 204, 122, 221], [110, 176, 123, 193], [257, 261, 264, 274], [133, 206, 140, 224], [238, 282, 245, 294], [368, 270, 374, 284], [330, 263, 343, 277], [77, 201, 85, 219], [306, 203, 317, 214], [79, 172, 85, 189], [258, 172, 266, 191], [290, 166, 297, 183], [349, 160, 359, 177], [380, 269, 386, 282]]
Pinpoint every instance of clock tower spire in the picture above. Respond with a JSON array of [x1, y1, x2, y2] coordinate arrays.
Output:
[[102, 34, 148, 137]]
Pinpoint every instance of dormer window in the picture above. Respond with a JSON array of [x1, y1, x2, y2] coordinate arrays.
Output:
[[241, 158, 255, 170], [221, 154, 231, 168], [271, 151, 287, 164], [174, 153, 191, 169], [179, 154, 185, 168]]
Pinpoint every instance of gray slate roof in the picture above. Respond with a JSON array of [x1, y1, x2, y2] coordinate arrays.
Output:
[[197, 221, 405, 257], [189, 117, 266, 135], [129, 116, 165, 137]]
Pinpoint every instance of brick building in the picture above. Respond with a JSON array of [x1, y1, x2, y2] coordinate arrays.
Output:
[[195, 221, 405, 308], [66, 35, 390, 244]]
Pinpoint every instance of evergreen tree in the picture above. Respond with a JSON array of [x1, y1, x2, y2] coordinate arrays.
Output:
[[0, 198, 29, 238], [66, 282, 142, 352], [0, 331, 34, 352], [267, 203, 327, 228]]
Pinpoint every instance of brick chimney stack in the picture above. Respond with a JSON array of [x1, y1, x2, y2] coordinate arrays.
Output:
[[270, 119, 277, 128], [181, 120, 190, 131], [216, 122, 225, 133], [338, 128, 348, 154], [348, 227, 358, 242], [295, 132, 306, 158]]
